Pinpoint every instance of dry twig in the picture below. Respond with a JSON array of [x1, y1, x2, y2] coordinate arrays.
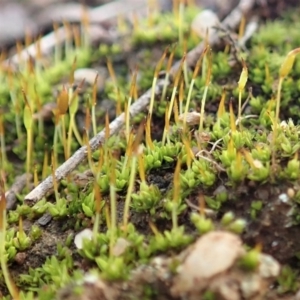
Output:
[[25, 81, 167, 203], [6, 173, 32, 210], [3, 25, 115, 67]]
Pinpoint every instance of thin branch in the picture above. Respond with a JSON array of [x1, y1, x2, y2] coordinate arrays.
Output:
[[25, 80, 166, 203], [6, 173, 32, 210], [185, 198, 216, 218], [3, 25, 114, 67], [4, 26, 67, 66]]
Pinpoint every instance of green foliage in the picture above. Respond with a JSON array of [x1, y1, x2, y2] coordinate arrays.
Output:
[[149, 226, 193, 252], [239, 248, 261, 271], [1, 4, 300, 299], [131, 182, 162, 214], [277, 265, 299, 294]]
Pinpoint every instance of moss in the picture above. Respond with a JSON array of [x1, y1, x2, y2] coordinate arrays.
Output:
[[1, 3, 300, 300]]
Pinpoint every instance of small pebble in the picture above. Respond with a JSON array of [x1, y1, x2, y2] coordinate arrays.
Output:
[[278, 193, 289, 204], [74, 228, 93, 250], [112, 237, 130, 257], [191, 9, 221, 39], [213, 185, 227, 196], [74, 67, 107, 90], [37, 213, 53, 226], [287, 187, 295, 199], [253, 159, 263, 169], [258, 254, 280, 278], [172, 231, 244, 295], [14, 252, 27, 265], [178, 111, 202, 126]]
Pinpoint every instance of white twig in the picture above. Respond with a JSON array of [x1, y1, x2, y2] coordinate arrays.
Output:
[[4, 26, 67, 66], [6, 173, 32, 210], [185, 198, 216, 217], [195, 153, 226, 172], [25, 80, 166, 203]]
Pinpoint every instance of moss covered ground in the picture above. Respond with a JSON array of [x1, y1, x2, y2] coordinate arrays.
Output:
[[1, 2, 300, 299]]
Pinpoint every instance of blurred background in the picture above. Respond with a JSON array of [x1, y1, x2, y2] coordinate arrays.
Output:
[[0, 0, 298, 52]]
